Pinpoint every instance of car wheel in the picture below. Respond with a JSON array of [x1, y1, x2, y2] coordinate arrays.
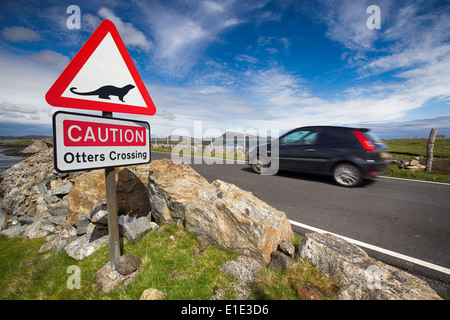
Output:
[[332, 163, 362, 187], [251, 156, 271, 174]]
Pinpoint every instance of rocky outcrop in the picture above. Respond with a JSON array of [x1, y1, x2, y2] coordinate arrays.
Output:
[[395, 157, 426, 171], [20, 139, 50, 155], [148, 159, 294, 264], [66, 166, 150, 223], [298, 233, 442, 300], [0, 148, 155, 263]]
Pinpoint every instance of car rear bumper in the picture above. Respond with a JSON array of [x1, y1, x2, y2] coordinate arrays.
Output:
[[360, 160, 388, 179]]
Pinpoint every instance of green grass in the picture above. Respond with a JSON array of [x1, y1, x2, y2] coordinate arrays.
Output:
[[0, 140, 34, 145], [385, 138, 450, 158], [251, 259, 338, 300], [383, 165, 450, 183], [382, 138, 450, 183], [0, 224, 337, 300], [0, 224, 238, 300]]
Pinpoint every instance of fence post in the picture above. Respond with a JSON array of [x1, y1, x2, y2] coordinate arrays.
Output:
[[426, 128, 437, 173]]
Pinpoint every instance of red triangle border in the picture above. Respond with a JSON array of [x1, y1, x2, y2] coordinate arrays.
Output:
[[45, 19, 156, 116]]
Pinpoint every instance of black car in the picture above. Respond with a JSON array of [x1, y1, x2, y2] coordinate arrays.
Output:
[[248, 126, 389, 187]]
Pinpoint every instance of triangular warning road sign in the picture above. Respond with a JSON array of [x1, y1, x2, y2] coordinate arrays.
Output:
[[46, 19, 156, 116]]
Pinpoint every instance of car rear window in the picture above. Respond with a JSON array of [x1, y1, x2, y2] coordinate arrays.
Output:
[[361, 131, 382, 144]]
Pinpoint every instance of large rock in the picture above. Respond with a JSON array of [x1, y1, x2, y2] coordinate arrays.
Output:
[[148, 159, 294, 264], [66, 170, 106, 223], [66, 167, 150, 223], [148, 159, 209, 224], [298, 233, 442, 300], [119, 216, 154, 243], [64, 228, 108, 260], [0, 148, 55, 216], [20, 139, 49, 155]]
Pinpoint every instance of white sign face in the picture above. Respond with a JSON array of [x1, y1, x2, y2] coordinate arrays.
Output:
[[60, 33, 147, 108], [53, 111, 151, 172]]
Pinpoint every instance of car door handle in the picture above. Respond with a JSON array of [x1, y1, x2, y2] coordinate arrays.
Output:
[[305, 148, 316, 152]]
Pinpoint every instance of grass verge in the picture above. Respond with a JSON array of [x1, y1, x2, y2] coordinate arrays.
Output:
[[0, 224, 337, 300], [383, 164, 450, 184]]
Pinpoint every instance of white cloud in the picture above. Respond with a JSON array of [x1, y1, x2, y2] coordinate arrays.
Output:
[[223, 18, 245, 27], [203, 1, 224, 12], [2, 26, 41, 42], [0, 51, 58, 126], [0, 102, 39, 120], [137, 0, 274, 75], [98, 7, 153, 52], [235, 54, 258, 64], [30, 50, 70, 71]]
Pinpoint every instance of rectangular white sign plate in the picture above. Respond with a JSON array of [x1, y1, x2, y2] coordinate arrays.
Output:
[[52, 111, 151, 172]]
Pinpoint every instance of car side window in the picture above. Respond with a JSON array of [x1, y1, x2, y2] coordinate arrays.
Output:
[[280, 130, 318, 145]]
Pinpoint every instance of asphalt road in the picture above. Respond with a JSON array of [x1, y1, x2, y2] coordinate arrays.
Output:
[[151, 151, 450, 287]]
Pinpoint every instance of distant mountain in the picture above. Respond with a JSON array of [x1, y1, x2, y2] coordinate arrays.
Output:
[[215, 131, 259, 140]]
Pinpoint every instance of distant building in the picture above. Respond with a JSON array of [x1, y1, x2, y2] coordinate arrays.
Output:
[[436, 134, 446, 139]]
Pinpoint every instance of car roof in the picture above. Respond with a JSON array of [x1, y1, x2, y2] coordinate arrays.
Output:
[[288, 125, 369, 132]]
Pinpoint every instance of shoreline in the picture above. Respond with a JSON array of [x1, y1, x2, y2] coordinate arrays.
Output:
[[0, 143, 29, 157]]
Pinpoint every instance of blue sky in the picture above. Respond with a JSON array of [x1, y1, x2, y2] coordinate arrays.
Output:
[[0, 0, 449, 139]]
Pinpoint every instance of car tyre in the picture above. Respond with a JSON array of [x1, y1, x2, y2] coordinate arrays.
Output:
[[251, 156, 271, 175], [332, 163, 363, 187]]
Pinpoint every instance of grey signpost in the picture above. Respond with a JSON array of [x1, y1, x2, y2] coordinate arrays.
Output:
[[103, 111, 120, 269]]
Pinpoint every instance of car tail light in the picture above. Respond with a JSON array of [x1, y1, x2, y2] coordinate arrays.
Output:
[[353, 130, 376, 152]]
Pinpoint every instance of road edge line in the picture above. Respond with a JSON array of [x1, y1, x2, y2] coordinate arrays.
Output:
[[289, 219, 450, 276], [379, 175, 450, 186]]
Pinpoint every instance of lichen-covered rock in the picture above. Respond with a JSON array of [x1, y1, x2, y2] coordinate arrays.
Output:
[[298, 233, 442, 300], [66, 167, 150, 223], [148, 159, 294, 264]]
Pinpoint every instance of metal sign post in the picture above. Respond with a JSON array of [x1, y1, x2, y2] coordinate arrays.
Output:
[[103, 111, 120, 270]]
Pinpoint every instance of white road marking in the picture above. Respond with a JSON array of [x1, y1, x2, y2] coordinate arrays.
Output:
[[289, 219, 450, 276], [379, 175, 450, 186]]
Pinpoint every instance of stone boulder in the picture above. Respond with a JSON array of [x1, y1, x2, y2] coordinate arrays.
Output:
[[66, 167, 150, 223], [119, 215, 156, 243], [298, 233, 442, 300], [267, 250, 294, 272], [140, 288, 165, 300], [221, 256, 262, 282], [148, 159, 209, 224], [148, 159, 294, 264], [114, 254, 142, 275], [95, 261, 140, 293], [64, 227, 109, 260], [66, 170, 105, 223], [20, 139, 49, 155]]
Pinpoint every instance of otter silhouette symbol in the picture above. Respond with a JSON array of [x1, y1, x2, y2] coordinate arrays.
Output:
[[70, 84, 135, 102]]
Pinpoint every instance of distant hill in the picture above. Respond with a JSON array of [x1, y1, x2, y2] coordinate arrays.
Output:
[[162, 131, 264, 141], [215, 131, 259, 140], [0, 135, 52, 140]]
